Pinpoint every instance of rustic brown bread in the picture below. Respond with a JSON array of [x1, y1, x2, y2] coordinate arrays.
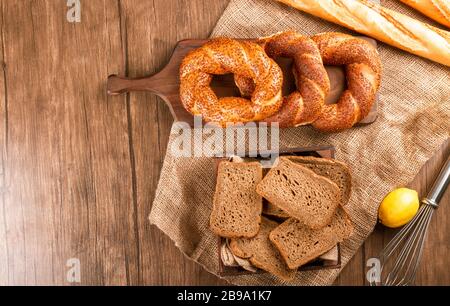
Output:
[[230, 217, 297, 281], [210, 161, 263, 238], [269, 207, 353, 269], [282, 156, 352, 205], [263, 201, 290, 219], [256, 158, 341, 229]]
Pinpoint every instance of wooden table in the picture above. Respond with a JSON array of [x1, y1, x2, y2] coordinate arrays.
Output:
[[0, 0, 448, 286]]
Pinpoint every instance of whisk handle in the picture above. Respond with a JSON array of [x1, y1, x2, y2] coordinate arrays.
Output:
[[423, 156, 450, 208]]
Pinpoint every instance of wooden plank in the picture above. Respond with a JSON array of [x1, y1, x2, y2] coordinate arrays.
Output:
[[1, 0, 43, 285], [0, 1, 8, 286], [334, 248, 365, 285], [117, 0, 229, 285], [0, 0, 133, 285]]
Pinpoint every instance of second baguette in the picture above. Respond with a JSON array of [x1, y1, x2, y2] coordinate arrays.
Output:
[[400, 0, 450, 28], [276, 0, 450, 66]]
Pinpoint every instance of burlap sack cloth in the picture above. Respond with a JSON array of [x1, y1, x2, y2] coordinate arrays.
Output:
[[150, 0, 450, 285]]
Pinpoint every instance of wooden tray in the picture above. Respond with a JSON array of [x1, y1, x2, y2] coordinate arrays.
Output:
[[215, 146, 342, 276], [107, 39, 378, 127]]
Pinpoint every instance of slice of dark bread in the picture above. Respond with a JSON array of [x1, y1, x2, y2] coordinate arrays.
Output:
[[269, 207, 353, 269], [282, 156, 352, 205], [230, 217, 297, 281], [210, 161, 263, 238], [256, 158, 341, 229], [263, 201, 290, 219]]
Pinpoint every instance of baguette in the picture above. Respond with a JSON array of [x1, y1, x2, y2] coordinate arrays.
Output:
[[276, 0, 450, 66], [400, 0, 450, 28]]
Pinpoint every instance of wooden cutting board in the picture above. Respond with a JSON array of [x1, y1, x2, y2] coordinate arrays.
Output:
[[107, 39, 378, 127]]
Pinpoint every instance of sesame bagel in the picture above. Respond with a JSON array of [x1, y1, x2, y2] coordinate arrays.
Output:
[[311, 32, 382, 132], [179, 37, 283, 126], [235, 31, 330, 128]]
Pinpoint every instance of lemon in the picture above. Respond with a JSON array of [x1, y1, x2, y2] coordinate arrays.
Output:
[[378, 188, 420, 228]]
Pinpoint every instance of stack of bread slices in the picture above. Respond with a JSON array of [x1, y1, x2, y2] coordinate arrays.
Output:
[[210, 156, 354, 281]]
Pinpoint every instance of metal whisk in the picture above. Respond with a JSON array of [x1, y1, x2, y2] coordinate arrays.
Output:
[[374, 155, 450, 286]]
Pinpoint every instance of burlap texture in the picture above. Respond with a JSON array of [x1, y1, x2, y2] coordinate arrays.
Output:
[[149, 0, 450, 285]]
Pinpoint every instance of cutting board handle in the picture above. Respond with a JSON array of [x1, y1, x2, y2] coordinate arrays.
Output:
[[107, 74, 160, 96]]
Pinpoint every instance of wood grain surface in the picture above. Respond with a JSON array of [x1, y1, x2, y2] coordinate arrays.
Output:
[[0, 0, 448, 286]]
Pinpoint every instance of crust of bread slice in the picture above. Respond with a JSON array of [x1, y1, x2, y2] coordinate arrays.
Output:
[[262, 201, 291, 219], [282, 156, 352, 205], [230, 217, 297, 281]]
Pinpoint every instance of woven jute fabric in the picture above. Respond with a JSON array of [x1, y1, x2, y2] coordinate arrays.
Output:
[[149, 0, 450, 285]]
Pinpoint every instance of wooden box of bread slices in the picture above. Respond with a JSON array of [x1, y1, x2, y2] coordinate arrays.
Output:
[[212, 146, 354, 279]]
